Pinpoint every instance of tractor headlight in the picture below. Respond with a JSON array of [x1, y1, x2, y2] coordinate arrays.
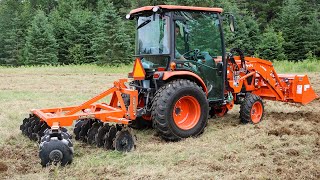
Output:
[[126, 14, 133, 20], [152, 6, 160, 12]]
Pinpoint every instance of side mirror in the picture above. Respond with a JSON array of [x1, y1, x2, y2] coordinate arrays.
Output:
[[229, 15, 235, 32]]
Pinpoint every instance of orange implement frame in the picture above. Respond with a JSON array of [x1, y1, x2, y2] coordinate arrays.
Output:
[[31, 79, 138, 127], [229, 56, 318, 105]]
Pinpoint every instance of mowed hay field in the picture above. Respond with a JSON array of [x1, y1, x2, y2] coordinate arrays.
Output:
[[0, 65, 319, 179]]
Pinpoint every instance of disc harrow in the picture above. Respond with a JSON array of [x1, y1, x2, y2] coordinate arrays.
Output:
[[20, 79, 138, 167], [20, 115, 50, 143], [73, 119, 136, 152]]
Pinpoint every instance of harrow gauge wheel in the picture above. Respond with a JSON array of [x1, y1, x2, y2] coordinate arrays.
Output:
[[113, 128, 136, 152], [39, 129, 74, 167]]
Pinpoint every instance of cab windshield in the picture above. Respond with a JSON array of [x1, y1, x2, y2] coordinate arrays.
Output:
[[136, 13, 170, 55], [136, 13, 170, 69]]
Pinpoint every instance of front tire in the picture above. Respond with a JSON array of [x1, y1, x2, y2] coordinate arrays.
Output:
[[152, 79, 208, 141], [240, 93, 264, 124]]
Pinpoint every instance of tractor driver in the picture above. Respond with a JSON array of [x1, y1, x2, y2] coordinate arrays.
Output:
[[175, 24, 186, 60]]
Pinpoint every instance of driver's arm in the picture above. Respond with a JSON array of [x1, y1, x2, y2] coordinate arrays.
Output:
[[175, 49, 186, 60]]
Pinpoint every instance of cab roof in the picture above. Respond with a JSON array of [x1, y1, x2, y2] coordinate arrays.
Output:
[[129, 5, 223, 15]]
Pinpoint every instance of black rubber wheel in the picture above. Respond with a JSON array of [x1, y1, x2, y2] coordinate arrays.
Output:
[[240, 93, 264, 124], [39, 139, 73, 167], [151, 79, 209, 141]]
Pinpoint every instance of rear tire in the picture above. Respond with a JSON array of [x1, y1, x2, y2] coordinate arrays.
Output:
[[152, 79, 208, 141], [240, 93, 264, 124]]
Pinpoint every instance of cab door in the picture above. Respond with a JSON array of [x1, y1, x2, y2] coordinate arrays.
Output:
[[174, 12, 224, 101]]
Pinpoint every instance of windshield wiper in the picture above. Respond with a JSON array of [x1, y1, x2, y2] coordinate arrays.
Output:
[[137, 19, 151, 30]]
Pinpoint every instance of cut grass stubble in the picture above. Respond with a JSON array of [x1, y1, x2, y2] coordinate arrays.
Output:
[[0, 63, 319, 179]]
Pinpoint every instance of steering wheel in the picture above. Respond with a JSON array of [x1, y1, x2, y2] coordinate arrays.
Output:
[[182, 49, 200, 60]]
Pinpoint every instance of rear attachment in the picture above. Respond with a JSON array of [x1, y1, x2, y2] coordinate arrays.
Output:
[[20, 79, 138, 167]]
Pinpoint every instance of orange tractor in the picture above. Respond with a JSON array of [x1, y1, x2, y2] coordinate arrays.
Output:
[[20, 5, 318, 166]]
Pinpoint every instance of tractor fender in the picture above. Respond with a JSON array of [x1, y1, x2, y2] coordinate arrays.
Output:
[[160, 71, 208, 96]]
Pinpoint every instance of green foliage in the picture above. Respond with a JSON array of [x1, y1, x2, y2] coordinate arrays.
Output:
[[274, 0, 310, 61], [23, 10, 58, 65], [273, 60, 320, 73], [257, 27, 286, 61], [91, 0, 131, 66], [0, 0, 319, 66]]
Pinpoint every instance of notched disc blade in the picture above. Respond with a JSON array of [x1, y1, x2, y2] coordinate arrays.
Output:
[[103, 125, 117, 150], [95, 123, 110, 147], [87, 122, 101, 145], [113, 128, 136, 152]]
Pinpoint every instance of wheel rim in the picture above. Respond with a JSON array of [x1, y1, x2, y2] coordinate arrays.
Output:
[[215, 106, 228, 117], [251, 101, 263, 123], [173, 96, 201, 130]]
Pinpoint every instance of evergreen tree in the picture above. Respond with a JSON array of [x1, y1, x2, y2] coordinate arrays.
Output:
[[67, 9, 96, 64], [2, 16, 25, 65], [0, 0, 23, 65], [275, 0, 306, 61], [23, 10, 58, 65], [257, 27, 286, 61], [92, 0, 131, 65], [301, 0, 320, 57], [0, 0, 319, 66], [303, 10, 320, 57]]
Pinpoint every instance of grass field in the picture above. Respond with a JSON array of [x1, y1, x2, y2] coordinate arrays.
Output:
[[0, 63, 319, 179]]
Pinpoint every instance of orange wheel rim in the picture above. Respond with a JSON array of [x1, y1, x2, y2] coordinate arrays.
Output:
[[251, 101, 263, 123], [215, 106, 227, 117], [173, 96, 201, 130]]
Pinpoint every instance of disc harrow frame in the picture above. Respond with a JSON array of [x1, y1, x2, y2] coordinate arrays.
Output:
[[31, 79, 138, 127]]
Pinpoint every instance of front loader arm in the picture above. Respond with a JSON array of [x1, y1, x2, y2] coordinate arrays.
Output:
[[228, 56, 318, 104]]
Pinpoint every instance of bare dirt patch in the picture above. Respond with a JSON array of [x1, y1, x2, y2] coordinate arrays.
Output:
[[266, 111, 320, 123], [0, 136, 41, 177], [0, 162, 8, 173]]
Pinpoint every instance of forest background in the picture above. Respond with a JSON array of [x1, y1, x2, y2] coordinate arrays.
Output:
[[0, 0, 319, 66]]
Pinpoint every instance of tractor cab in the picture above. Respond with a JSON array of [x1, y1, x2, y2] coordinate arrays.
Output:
[[127, 5, 227, 101]]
